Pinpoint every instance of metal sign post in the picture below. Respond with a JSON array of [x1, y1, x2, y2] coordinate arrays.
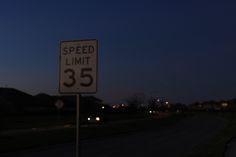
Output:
[[59, 39, 98, 157], [76, 95, 80, 157]]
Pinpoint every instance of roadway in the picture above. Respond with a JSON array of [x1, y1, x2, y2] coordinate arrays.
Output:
[[224, 137, 236, 157], [1, 114, 226, 157]]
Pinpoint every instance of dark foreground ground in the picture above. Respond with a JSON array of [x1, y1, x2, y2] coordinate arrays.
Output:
[[0, 114, 227, 157]]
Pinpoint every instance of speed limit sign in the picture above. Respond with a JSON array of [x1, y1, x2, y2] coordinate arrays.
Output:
[[59, 39, 98, 93]]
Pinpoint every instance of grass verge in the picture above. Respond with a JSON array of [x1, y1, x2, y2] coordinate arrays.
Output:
[[0, 113, 186, 154]]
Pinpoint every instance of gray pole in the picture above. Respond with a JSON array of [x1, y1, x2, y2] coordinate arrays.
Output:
[[76, 95, 80, 157]]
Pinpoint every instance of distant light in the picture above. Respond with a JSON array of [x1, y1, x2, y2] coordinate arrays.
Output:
[[102, 106, 105, 109], [88, 117, 91, 121], [165, 101, 169, 105], [149, 111, 152, 114], [221, 103, 228, 107], [121, 104, 125, 107], [96, 117, 100, 121], [157, 99, 160, 102], [64, 124, 72, 128], [112, 105, 116, 109]]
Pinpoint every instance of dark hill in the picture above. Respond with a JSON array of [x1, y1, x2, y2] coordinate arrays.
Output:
[[0, 88, 104, 115], [35, 93, 55, 107], [0, 88, 38, 114]]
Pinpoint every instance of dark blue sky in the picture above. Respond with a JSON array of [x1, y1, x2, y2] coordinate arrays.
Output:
[[0, 0, 236, 104]]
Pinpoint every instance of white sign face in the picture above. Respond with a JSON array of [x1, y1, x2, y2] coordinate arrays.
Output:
[[59, 40, 98, 93]]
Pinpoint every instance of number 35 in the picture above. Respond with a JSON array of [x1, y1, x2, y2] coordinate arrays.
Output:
[[63, 68, 93, 88]]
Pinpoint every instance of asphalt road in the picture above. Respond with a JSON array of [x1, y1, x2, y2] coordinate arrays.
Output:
[[1, 114, 226, 157], [224, 137, 236, 157]]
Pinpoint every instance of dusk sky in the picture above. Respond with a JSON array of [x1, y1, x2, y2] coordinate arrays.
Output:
[[0, 0, 236, 104]]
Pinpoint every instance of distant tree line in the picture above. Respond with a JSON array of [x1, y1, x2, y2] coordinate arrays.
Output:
[[189, 99, 236, 112], [124, 93, 187, 113], [124, 93, 236, 113]]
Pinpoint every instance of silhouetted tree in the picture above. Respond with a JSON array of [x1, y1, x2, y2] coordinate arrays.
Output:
[[147, 97, 160, 110], [126, 93, 145, 111]]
